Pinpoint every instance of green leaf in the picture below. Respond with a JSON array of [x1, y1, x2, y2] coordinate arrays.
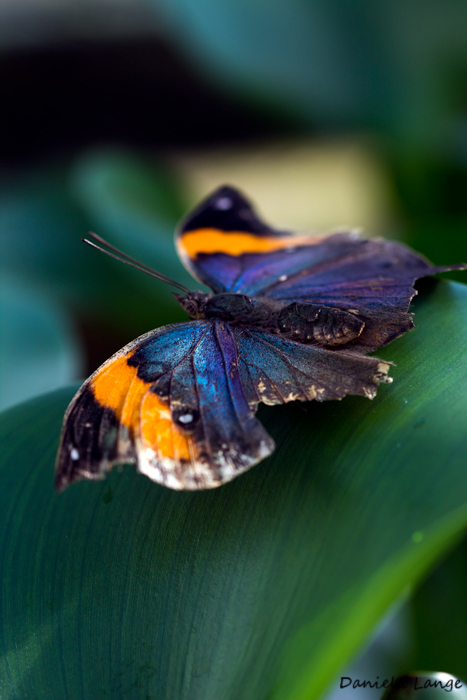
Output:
[[409, 534, 467, 682], [0, 280, 466, 700]]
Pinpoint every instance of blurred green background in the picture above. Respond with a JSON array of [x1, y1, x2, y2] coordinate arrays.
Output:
[[1, 1, 467, 698]]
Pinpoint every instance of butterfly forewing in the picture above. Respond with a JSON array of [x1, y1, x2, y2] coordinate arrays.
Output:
[[56, 320, 274, 491], [177, 187, 466, 353]]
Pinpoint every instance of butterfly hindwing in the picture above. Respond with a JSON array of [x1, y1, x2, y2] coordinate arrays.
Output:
[[55, 320, 274, 491], [232, 326, 392, 408]]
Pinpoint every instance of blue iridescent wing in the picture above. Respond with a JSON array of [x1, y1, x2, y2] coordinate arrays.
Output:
[[177, 186, 466, 351], [56, 320, 274, 491], [248, 233, 463, 352], [231, 325, 392, 408]]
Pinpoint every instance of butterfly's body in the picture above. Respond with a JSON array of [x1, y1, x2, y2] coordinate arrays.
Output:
[[55, 186, 466, 491], [177, 290, 364, 346]]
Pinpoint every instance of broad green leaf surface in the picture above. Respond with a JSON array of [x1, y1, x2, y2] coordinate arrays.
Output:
[[0, 281, 466, 700]]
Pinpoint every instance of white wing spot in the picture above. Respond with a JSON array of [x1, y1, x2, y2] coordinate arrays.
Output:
[[70, 447, 80, 460], [363, 387, 376, 399], [179, 413, 194, 424], [278, 274, 288, 282], [215, 197, 232, 210], [284, 391, 301, 401]]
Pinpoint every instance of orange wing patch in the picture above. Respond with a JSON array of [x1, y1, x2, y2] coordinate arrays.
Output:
[[90, 354, 136, 421], [178, 228, 321, 259], [89, 352, 192, 463], [139, 390, 191, 462]]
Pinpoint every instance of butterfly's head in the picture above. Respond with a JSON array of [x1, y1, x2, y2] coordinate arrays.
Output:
[[173, 290, 210, 320]]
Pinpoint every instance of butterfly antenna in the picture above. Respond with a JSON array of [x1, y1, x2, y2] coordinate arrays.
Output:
[[82, 232, 191, 294]]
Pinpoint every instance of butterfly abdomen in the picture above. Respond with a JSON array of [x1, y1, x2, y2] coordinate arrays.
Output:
[[277, 303, 365, 345]]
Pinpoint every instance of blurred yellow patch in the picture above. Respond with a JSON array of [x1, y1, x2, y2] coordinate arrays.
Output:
[[169, 139, 390, 235]]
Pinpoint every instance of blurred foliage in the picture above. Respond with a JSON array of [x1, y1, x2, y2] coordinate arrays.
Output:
[[0, 277, 82, 410], [70, 148, 194, 295], [153, 0, 467, 139], [0, 164, 100, 302]]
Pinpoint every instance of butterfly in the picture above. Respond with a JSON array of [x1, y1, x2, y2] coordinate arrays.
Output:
[[55, 186, 466, 491]]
